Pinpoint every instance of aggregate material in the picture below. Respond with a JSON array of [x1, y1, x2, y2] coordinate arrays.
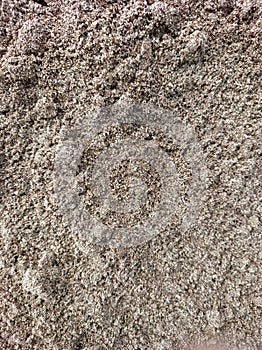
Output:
[[0, 0, 261, 349]]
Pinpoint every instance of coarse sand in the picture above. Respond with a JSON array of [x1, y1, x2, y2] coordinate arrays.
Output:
[[0, 0, 261, 349]]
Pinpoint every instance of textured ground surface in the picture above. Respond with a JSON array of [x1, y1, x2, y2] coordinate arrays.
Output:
[[0, 0, 261, 349]]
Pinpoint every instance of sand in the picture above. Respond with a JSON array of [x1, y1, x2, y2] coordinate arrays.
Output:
[[0, 0, 261, 349]]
